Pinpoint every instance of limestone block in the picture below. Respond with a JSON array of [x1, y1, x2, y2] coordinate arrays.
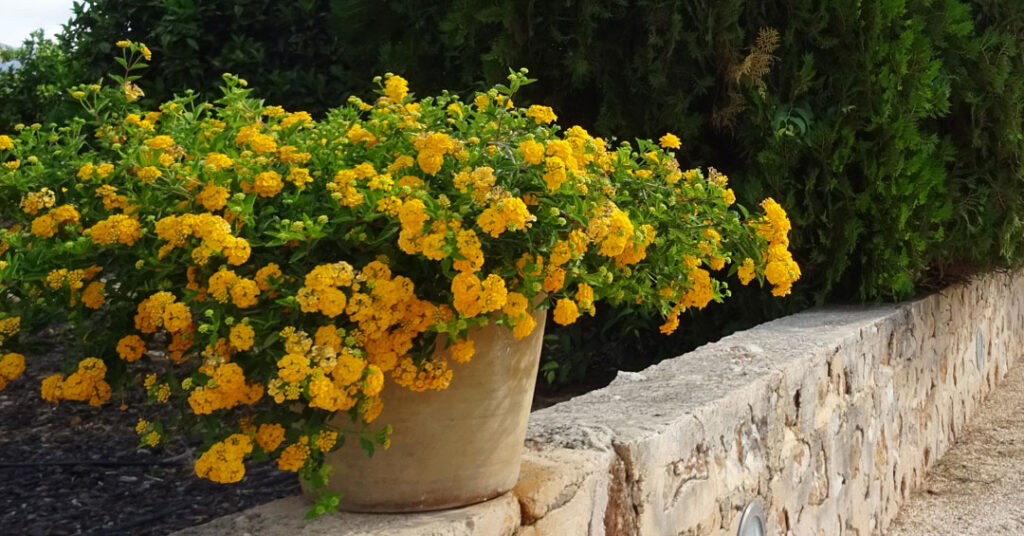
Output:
[[171, 493, 521, 536], [513, 447, 614, 535]]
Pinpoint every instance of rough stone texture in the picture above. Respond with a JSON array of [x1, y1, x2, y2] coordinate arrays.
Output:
[[176, 270, 1024, 536], [887, 356, 1024, 535], [513, 447, 614, 532], [525, 271, 1023, 534], [171, 493, 521, 536]]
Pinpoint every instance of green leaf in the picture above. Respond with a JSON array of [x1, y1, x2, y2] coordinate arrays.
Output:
[[305, 492, 342, 519], [360, 437, 375, 457]]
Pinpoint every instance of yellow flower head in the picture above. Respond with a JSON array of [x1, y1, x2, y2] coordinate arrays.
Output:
[[194, 434, 253, 483], [253, 171, 283, 197], [384, 75, 409, 103], [276, 443, 310, 472], [255, 263, 282, 291], [196, 184, 230, 211], [363, 364, 384, 396], [0, 353, 26, 383], [256, 423, 286, 452], [137, 166, 161, 183], [230, 278, 260, 309], [737, 258, 756, 285], [553, 298, 580, 326], [229, 323, 255, 351], [144, 135, 175, 151], [659, 133, 681, 150], [161, 302, 193, 333], [81, 280, 105, 309], [315, 430, 339, 452], [518, 140, 545, 165], [526, 105, 557, 124], [450, 338, 475, 363]]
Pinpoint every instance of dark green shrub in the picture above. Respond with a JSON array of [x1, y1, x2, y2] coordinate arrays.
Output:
[[11, 0, 1024, 384], [0, 31, 84, 130], [58, 0, 459, 118], [936, 2, 1024, 280]]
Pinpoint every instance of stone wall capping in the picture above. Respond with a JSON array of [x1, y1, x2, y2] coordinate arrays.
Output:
[[177, 271, 1023, 535], [172, 492, 521, 536]]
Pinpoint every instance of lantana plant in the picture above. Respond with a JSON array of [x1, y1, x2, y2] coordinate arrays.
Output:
[[0, 41, 799, 509]]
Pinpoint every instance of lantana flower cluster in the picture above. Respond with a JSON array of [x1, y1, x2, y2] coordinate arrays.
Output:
[[0, 42, 798, 495]]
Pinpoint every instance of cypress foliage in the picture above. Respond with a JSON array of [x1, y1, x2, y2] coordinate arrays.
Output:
[[5, 0, 1024, 379]]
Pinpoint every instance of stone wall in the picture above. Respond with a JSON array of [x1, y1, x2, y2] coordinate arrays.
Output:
[[176, 270, 1024, 536]]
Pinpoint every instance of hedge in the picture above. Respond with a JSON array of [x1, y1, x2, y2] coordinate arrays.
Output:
[[4, 0, 1024, 380]]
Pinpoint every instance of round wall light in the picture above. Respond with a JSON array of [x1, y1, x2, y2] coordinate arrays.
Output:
[[738, 499, 766, 536]]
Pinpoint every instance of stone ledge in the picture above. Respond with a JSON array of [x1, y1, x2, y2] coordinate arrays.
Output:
[[172, 492, 521, 536], [177, 270, 1024, 535]]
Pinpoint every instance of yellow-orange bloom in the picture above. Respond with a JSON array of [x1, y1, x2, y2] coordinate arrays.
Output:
[[255, 423, 286, 452], [659, 133, 681, 149], [116, 335, 146, 362], [552, 298, 579, 326], [277, 443, 310, 472], [253, 171, 283, 197], [229, 323, 255, 351]]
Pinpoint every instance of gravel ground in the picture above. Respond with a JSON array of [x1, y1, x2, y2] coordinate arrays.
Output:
[[888, 361, 1024, 535], [0, 330, 299, 536]]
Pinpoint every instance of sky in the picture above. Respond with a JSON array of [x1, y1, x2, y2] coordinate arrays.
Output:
[[0, 0, 79, 48]]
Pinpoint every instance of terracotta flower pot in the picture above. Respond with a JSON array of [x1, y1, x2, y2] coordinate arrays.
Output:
[[315, 307, 547, 512]]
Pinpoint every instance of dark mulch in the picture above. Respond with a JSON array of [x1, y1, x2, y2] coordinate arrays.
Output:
[[0, 331, 300, 536]]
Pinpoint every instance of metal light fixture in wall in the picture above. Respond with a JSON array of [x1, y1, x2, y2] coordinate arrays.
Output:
[[738, 499, 766, 536]]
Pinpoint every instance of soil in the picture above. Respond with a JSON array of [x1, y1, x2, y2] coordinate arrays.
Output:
[[0, 329, 300, 536]]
